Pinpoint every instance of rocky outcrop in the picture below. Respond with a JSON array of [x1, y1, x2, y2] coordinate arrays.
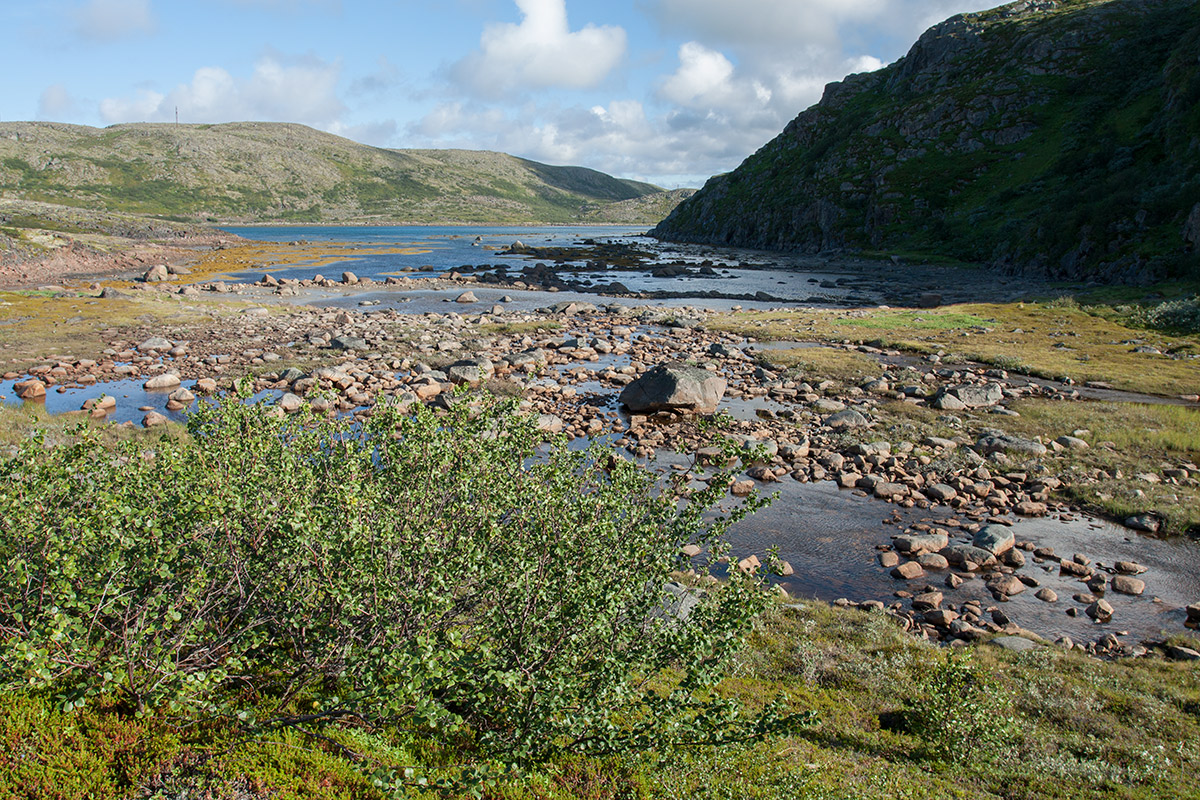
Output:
[[653, 0, 1200, 284]]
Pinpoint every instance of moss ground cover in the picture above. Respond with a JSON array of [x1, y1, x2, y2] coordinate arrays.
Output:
[[2, 598, 1198, 799], [709, 299, 1199, 397]]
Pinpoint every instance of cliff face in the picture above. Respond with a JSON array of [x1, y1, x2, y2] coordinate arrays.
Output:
[[652, 0, 1200, 283]]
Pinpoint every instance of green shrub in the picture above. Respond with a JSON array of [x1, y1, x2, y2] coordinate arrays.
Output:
[[903, 650, 1016, 763], [0, 394, 796, 785], [1130, 294, 1200, 334]]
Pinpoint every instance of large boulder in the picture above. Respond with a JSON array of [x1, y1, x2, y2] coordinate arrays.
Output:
[[934, 382, 1004, 409], [619, 363, 726, 414], [13, 379, 46, 400]]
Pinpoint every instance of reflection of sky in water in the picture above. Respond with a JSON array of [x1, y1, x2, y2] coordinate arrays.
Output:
[[0, 376, 282, 428], [220, 225, 881, 306]]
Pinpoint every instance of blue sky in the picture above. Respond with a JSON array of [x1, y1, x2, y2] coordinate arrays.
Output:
[[1, 0, 997, 187]]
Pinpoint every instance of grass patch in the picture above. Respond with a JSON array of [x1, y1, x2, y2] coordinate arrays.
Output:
[[756, 346, 885, 385], [708, 300, 1200, 397], [4, 599, 1199, 799], [0, 290, 221, 371]]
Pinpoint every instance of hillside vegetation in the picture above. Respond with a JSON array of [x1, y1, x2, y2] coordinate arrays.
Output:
[[654, 0, 1200, 284], [0, 121, 682, 225]]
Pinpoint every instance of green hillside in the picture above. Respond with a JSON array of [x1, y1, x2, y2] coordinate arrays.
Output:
[[653, 0, 1200, 283], [0, 121, 678, 225]]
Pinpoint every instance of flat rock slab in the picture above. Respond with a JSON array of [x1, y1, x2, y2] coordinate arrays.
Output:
[[974, 524, 1015, 556]]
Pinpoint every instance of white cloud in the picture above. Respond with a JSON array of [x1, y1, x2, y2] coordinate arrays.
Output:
[[659, 42, 736, 108], [72, 0, 155, 41], [37, 84, 79, 119], [99, 51, 345, 125], [327, 119, 398, 147], [450, 0, 627, 94]]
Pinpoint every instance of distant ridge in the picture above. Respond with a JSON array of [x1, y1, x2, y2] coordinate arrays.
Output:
[[0, 121, 687, 226], [653, 0, 1200, 284]]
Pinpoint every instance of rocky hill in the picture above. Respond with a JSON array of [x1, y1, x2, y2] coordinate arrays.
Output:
[[653, 0, 1200, 283], [0, 122, 683, 225]]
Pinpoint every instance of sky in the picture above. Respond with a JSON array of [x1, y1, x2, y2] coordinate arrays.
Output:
[[0, 0, 998, 188]]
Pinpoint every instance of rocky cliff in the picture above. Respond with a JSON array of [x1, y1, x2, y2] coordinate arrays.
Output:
[[652, 0, 1200, 283]]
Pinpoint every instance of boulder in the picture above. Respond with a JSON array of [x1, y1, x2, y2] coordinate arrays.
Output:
[[973, 524, 1015, 556], [990, 636, 1040, 652], [447, 358, 495, 387], [143, 265, 169, 282], [142, 411, 169, 428], [925, 483, 957, 502], [950, 383, 1004, 408], [277, 393, 304, 413], [891, 561, 925, 580], [456, 291, 478, 303], [330, 336, 370, 352], [824, 409, 870, 429], [619, 363, 726, 415], [144, 373, 182, 390], [1086, 599, 1114, 622], [976, 431, 1048, 456], [942, 544, 998, 570], [1111, 575, 1145, 596], [13, 379, 46, 399], [893, 532, 949, 555], [138, 336, 173, 352], [1124, 513, 1161, 533], [930, 391, 967, 411], [1167, 645, 1200, 662]]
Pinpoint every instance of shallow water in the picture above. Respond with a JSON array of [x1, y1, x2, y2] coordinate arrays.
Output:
[[7, 224, 1195, 646], [0, 376, 282, 427], [5, 369, 1198, 644], [220, 225, 1031, 308], [722, 478, 1198, 644]]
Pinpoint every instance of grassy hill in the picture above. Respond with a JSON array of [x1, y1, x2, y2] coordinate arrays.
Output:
[[0, 121, 682, 225], [653, 0, 1200, 284]]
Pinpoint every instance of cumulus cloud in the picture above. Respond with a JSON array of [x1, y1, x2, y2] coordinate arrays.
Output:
[[450, 0, 627, 94], [38, 84, 79, 120], [410, 91, 796, 188], [72, 0, 155, 41], [410, 27, 903, 190], [99, 50, 345, 126]]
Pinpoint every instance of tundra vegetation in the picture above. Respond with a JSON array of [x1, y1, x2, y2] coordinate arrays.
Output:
[[0, 393, 1198, 799]]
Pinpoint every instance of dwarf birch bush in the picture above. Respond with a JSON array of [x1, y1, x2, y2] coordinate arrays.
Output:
[[0, 394, 797, 775]]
